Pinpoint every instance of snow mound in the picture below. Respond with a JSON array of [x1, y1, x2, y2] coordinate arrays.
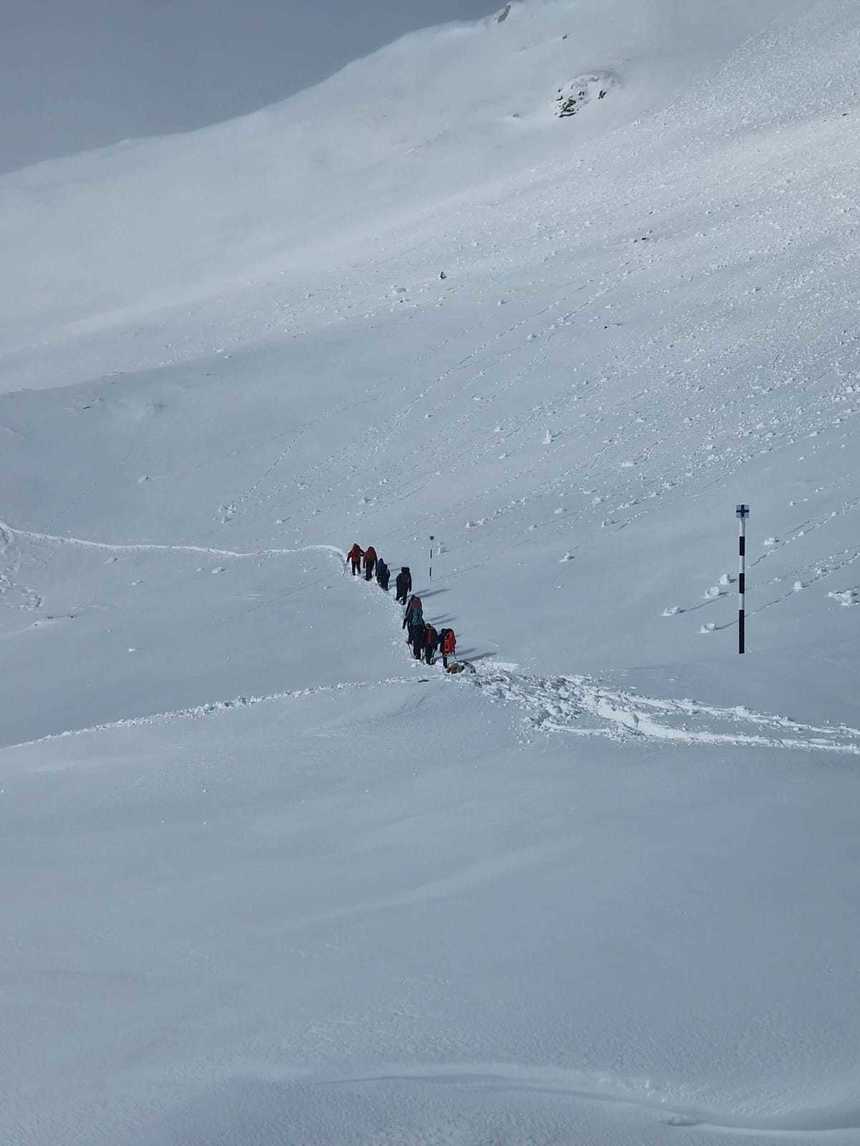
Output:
[[553, 72, 617, 118]]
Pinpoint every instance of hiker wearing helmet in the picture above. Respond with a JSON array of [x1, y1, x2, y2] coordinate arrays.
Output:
[[423, 623, 439, 665], [439, 627, 457, 669], [347, 543, 364, 576], [395, 566, 412, 604], [364, 545, 377, 581]]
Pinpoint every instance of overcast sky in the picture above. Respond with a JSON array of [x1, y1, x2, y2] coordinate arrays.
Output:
[[0, 0, 495, 174]]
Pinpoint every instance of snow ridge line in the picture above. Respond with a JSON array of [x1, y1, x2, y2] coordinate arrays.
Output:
[[0, 520, 345, 562], [469, 664, 860, 755], [3, 676, 424, 752]]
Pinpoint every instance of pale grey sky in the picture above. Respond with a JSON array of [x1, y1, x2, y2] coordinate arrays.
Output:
[[0, 0, 495, 173]]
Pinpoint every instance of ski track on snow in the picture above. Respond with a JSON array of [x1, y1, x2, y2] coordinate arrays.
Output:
[[4, 522, 859, 758]]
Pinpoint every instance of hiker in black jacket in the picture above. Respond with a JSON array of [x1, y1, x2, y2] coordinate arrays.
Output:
[[409, 620, 426, 660], [423, 623, 439, 665], [395, 566, 412, 604]]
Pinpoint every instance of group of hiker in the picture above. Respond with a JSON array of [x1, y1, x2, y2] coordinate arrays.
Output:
[[346, 542, 458, 670]]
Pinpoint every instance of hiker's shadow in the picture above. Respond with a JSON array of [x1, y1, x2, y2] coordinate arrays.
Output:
[[458, 648, 497, 662], [416, 588, 449, 599], [428, 613, 456, 626]]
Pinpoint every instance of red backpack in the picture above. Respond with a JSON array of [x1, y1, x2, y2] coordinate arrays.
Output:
[[441, 629, 456, 654]]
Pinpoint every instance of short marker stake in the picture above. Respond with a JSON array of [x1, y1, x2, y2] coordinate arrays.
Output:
[[736, 504, 749, 654], [429, 535, 435, 583]]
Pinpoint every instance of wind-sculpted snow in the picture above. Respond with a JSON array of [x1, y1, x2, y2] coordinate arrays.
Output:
[[0, 522, 42, 611], [2, 674, 430, 751]]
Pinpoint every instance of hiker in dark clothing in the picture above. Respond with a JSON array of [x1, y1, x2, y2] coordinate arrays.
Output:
[[364, 545, 377, 581], [395, 566, 412, 604], [347, 543, 363, 576], [409, 620, 426, 660], [423, 623, 439, 665], [402, 594, 423, 632], [439, 627, 457, 669], [376, 559, 390, 591]]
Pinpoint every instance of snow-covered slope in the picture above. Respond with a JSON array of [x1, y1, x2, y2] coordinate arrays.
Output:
[[3, 2, 860, 1143], [0, 0, 839, 394]]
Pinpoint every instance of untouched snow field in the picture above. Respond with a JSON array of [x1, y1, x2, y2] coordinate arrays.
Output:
[[2, 1, 860, 1142]]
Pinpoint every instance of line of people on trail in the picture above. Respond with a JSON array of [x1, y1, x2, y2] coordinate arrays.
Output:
[[347, 542, 393, 591], [346, 542, 459, 671]]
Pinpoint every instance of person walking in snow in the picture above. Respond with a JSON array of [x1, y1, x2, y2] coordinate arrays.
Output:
[[402, 594, 423, 632], [395, 566, 412, 604], [409, 619, 426, 660], [423, 623, 439, 665], [376, 558, 390, 591], [364, 545, 377, 581], [439, 627, 457, 670], [347, 543, 364, 576]]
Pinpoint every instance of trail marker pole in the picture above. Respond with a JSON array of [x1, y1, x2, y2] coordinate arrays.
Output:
[[429, 535, 435, 583], [736, 504, 749, 654]]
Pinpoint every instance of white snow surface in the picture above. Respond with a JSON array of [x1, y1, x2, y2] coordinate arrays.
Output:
[[3, 1, 860, 1142]]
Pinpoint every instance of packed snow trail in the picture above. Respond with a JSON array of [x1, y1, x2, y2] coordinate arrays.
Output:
[[465, 662, 860, 755], [0, 520, 345, 562]]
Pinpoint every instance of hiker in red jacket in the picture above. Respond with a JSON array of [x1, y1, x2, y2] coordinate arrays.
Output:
[[363, 545, 377, 581], [439, 627, 456, 669], [347, 543, 363, 576]]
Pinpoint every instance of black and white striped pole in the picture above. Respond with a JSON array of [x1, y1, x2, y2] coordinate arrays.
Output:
[[736, 504, 749, 654], [429, 535, 435, 583]]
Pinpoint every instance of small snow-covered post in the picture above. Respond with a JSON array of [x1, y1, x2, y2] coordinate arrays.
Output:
[[429, 535, 435, 583], [736, 504, 749, 654]]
